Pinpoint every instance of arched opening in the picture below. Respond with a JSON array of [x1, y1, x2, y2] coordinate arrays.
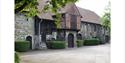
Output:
[[26, 36, 32, 49], [68, 33, 74, 48], [77, 33, 82, 40]]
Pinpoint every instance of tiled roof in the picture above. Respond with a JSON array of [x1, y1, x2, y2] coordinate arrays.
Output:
[[37, 0, 101, 24], [77, 7, 101, 24], [37, 0, 81, 20]]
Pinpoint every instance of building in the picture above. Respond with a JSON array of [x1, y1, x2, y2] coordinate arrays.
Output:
[[77, 7, 106, 43], [15, 0, 107, 49]]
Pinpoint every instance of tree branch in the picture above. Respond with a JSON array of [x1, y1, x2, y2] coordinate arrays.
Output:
[[15, 2, 28, 13]]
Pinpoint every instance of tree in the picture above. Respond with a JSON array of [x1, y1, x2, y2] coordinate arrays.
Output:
[[102, 2, 111, 31], [15, 0, 38, 17], [15, 0, 79, 27], [15, 0, 78, 16], [43, 0, 78, 28], [101, 2, 111, 42]]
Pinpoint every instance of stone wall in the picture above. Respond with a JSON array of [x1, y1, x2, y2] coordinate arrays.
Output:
[[15, 14, 34, 48], [80, 22, 104, 40], [80, 22, 91, 39]]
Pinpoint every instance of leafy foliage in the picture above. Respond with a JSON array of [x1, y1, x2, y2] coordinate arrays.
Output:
[[102, 2, 111, 30], [15, 0, 38, 17], [43, 0, 78, 13], [43, 0, 78, 28], [102, 13, 110, 29], [15, 52, 20, 63], [15, 0, 79, 27]]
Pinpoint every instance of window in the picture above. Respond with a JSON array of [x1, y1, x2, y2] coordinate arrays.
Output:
[[94, 24, 96, 31], [71, 15, 77, 29]]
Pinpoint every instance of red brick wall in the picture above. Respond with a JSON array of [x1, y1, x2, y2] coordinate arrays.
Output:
[[77, 16, 81, 30], [61, 14, 81, 30]]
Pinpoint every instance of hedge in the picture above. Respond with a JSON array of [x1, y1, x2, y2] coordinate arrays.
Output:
[[15, 41, 30, 52], [76, 40, 83, 47], [46, 41, 66, 49], [83, 38, 100, 46], [92, 37, 102, 44]]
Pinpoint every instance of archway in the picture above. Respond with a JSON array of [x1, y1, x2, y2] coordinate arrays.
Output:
[[26, 36, 32, 49], [68, 33, 74, 48]]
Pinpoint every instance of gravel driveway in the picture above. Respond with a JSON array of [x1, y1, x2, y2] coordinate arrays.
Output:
[[20, 44, 110, 63]]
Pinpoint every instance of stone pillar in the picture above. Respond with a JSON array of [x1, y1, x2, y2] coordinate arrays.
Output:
[[34, 21, 42, 49], [65, 32, 68, 48], [34, 35, 40, 49], [87, 24, 90, 38], [38, 21, 41, 48], [73, 32, 77, 47], [84, 23, 87, 39]]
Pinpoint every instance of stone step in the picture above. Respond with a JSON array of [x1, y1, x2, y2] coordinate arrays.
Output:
[[40, 42, 47, 49]]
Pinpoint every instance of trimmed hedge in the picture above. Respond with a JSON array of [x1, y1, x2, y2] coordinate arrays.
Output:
[[92, 37, 102, 44], [46, 41, 66, 49], [83, 38, 100, 46], [15, 41, 30, 52], [76, 40, 83, 47]]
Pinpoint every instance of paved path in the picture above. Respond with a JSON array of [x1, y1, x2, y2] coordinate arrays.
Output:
[[20, 44, 110, 63]]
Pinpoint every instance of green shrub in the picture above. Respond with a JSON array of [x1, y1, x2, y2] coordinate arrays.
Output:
[[15, 41, 30, 52], [83, 38, 100, 46], [92, 37, 102, 44], [46, 41, 66, 49], [76, 40, 83, 47], [15, 52, 20, 63]]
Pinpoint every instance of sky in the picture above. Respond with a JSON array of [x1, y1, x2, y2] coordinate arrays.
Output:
[[75, 0, 109, 17]]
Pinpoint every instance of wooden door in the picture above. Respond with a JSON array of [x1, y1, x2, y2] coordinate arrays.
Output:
[[68, 33, 74, 48]]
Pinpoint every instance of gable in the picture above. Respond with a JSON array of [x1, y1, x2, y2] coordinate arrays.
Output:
[[67, 3, 81, 16], [60, 3, 81, 16]]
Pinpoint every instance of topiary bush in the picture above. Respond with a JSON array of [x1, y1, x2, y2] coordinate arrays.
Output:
[[83, 38, 100, 46], [46, 40, 66, 49], [76, 40, 83, 47], [15, 41, 30, 52]]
